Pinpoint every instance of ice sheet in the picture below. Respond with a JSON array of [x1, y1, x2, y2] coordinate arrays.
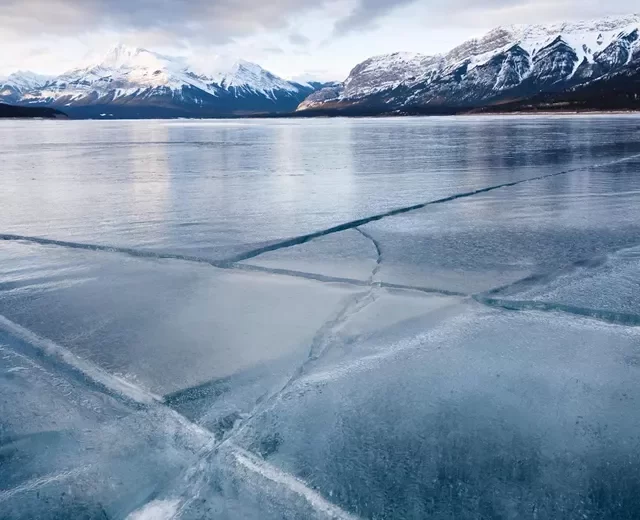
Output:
[[3, 116, 640, 519], [240, 229, 379, 282], [0, 329, 211, 519]]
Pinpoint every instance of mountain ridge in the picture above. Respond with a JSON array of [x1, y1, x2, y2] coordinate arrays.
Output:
[[298, 14, 640, 114]]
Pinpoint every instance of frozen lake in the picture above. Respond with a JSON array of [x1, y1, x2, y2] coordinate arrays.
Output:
[[2, 116, 640, 519]]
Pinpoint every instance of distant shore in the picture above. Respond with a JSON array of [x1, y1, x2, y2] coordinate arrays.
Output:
[[0, 103, 67, 119], [2, 104, 639, 121]]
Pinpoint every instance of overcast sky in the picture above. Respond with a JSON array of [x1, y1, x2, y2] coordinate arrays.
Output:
[[0, 0, 638, 80]]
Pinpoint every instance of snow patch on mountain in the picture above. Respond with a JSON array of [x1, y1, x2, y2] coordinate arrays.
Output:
[[466, 15, 640, 74]]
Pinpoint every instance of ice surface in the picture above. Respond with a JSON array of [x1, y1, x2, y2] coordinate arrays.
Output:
[[0, 329, 212, 519], [2, 116, 640, 519], [232, 305, 640, 519], [0, 326, 335, 519]]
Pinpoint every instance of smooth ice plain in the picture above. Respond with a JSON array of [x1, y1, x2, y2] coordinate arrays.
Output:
[[2, 116, 640, 519]]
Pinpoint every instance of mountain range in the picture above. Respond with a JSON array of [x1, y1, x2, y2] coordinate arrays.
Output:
[[0, 45, 330, 118], [2, 14, 640, 118], [298, 14, 640, 115]]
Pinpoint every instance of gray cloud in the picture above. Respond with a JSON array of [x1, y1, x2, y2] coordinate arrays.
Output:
[[0, 0, 321, 43], [332, 0, 640, 37], [263, 46, 286, 54], [418, 0, 633, 26], [1, 0, 638, 44], [333, 0, 417, 36], [288, 32, 310, 46]]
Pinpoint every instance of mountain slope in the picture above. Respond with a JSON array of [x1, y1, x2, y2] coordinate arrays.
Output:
[[298, 14, 640, 114], [2, 45, 327, 118], [474, 58, 640, 113]]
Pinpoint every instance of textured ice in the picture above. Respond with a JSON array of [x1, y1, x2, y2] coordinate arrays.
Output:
[[0, 330, 211, 519], [233, 306, 640, 519], [4, 117, 640, 262], [482, 244, 640, 325]]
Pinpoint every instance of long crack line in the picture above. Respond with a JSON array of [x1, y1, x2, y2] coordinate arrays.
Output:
[[4, 150, 640, 274], [222, 151, 640, 264]]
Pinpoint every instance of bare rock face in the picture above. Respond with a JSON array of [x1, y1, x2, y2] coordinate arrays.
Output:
[[297, 14, 640, 113]]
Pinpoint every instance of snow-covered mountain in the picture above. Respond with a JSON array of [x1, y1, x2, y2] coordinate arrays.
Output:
[[0, 71, 52, 103], [298, 14, 640, 113], [1, 44, 327, 118]]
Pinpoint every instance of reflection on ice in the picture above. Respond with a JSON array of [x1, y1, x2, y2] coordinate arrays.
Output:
[[0, 241, 359, 395], [360, 157, 640, 294]]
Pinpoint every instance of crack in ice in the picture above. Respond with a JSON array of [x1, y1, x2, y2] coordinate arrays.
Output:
[[162, 226, 386, 519], [0, 234, 227, 268], [4, 151, 640, 277], [355, 227, 383, 284], [0, 314, 161, 407], [473, 241, 640, 326], [222, 152, 640, 264], [475, 297, 640, 327], [0, 233, 466, 297], [0, 466, 93, 503]]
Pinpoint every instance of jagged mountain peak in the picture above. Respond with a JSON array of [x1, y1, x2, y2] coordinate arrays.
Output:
[[32, 44, 299, 97], [0, 71, 52, 102], [1, 70, 52, 88], [445, 27, 516, 65], [91, 44, 186, 73], [205, 58, 298, 94], [341, 52, 441, 97], [103, 42, 146, 60], [446, 15, 640, 71]]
